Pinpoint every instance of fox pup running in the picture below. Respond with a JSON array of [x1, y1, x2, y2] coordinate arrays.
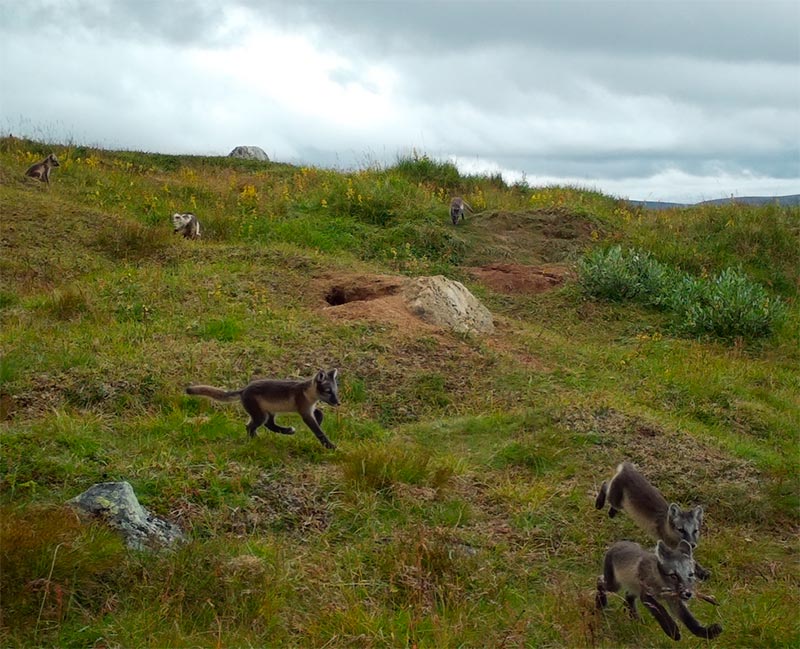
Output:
[[171, 212, 201, 239], [596, 462, 709, 579], [25, 153, 60, 185], [596, 540, 722, 641], [449, 197, 472, 225], [186, 369, 340, 449]]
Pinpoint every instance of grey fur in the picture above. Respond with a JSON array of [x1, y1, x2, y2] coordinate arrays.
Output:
[[596, 540, 722, 641], [171, 212, 201, 239], [450, 196, 472, 225], [185, 369, 340, 449], [595, 462, 709, 580], [25, 153, 60, 185]]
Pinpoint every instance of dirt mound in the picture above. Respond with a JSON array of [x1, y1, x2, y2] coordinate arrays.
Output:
[[318, 273, 436, 332], [468, 263, 571, 295], [318, 273, 494, 335]]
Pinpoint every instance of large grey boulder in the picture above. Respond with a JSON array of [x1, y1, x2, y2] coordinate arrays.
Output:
[[228, 145, 270, 161], [68, 481, 184, 551], [404, 276, 494, 334]]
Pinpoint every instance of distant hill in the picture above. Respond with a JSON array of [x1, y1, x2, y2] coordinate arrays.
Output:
[[626, 194, 800, 210]]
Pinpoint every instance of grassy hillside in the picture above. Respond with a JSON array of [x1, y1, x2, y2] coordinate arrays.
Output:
[[1, 137, 798, 648]]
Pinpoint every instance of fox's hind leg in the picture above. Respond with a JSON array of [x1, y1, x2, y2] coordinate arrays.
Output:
[[242, 396, 267, 438], [265, 413, 295, 435], [595, 481, 608, 509]]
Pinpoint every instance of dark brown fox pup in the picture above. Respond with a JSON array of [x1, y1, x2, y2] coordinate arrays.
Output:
[[596, 462, 709, 580], [596, 540, 722, 641], [186, 369, 340, 449], [25, 153, 60, 185]]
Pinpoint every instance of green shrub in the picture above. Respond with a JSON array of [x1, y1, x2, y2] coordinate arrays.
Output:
[[577, 245, 674, 305], [669, 268, 787, 339], [578, 246, 786, 341]]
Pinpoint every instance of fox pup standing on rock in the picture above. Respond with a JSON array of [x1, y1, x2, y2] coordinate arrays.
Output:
[[596, 462, 709, 580], [596, 540, 722, 641], [186, 369, 340, 449]]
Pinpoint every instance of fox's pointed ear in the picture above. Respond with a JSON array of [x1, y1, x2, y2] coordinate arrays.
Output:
[[678, 540, 693, 556], [693, 505, 703, 522], [668, 503, 680, 520], [315, 369, 326, 383], [655, 540, 667, 561], [329, 368, 338, 381]]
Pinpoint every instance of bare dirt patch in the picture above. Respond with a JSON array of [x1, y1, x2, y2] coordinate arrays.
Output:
[[468, 263, 572, 295], [463, 208, 598, 266]]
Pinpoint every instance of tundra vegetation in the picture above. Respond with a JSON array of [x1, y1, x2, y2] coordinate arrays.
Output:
[[1, 136, 798, 648]]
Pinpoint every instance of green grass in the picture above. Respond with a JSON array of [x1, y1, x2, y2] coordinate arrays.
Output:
[[1, 135, 798, 647]]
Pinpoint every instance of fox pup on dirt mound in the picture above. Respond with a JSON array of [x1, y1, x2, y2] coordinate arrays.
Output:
[[596, 540, 722, 641], [596, 462, 709, 580], [25, 153, 60, 185], [186, 369, 340, 449]]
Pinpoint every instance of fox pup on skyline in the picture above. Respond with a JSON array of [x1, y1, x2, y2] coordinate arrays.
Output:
[[596, 461, 709, 580], [596, 540, 722, 641], [25, 153, 60, 185], [186, 369, 340, 449]]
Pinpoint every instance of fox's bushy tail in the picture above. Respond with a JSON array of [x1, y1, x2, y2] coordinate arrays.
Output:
[[185, 385, 241, 402]]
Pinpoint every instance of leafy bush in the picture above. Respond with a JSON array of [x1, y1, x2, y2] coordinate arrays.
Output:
[[577, 245, 674, 306], [669, 268, 787, 339], [578, 245, 786, 341]]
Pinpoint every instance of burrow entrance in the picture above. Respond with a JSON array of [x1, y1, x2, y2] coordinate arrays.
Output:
[[323, 276, 404, 306]]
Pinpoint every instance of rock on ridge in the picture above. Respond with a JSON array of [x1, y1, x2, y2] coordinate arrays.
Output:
[[228, 146, 270, 161]]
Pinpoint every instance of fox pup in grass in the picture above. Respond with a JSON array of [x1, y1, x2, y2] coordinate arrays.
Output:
[[596, 462, 709, 580], [25, 153, 60, 185], [186, 369, 340, 449], [596, 540, 722, 641], [171, 212, 201, 239], [450, 197, 472, 225]]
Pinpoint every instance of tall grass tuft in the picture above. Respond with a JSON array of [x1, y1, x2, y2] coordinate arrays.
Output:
[[389, 152, 462, 189], [341, 443, 454, 492]]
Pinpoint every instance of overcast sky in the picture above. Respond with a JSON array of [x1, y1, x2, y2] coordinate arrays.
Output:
[[1, 0, 798, 202]]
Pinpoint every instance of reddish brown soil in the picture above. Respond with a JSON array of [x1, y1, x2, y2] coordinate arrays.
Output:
[[467, 263, 572, 295]]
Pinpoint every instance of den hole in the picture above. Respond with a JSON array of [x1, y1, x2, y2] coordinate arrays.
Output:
[[324, 284, 400, 306]]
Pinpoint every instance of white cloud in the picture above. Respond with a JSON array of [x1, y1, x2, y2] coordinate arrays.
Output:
[[0, 1, 797, 202]]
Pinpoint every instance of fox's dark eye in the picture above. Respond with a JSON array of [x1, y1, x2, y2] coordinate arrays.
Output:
[[689, 572, 695, 579], [670, 574, 679, 582]]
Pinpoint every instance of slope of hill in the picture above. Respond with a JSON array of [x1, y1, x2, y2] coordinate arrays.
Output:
[[1, 138, 798, 648]]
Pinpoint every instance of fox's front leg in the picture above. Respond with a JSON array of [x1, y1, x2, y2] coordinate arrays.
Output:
[[673, 601, 723, 639], [641, 593, 681, 641], [301, 411, 336, 450]]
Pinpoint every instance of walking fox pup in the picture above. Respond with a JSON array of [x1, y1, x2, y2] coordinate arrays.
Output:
[[596, 540, 722, 641], [185, 369, 340, 449], [25, 153, 60, 185], [449, 197, 472, 225], [595, 462, 709, 580]]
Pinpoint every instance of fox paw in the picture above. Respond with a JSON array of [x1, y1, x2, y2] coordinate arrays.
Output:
[[705, 623, 723, 639]]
